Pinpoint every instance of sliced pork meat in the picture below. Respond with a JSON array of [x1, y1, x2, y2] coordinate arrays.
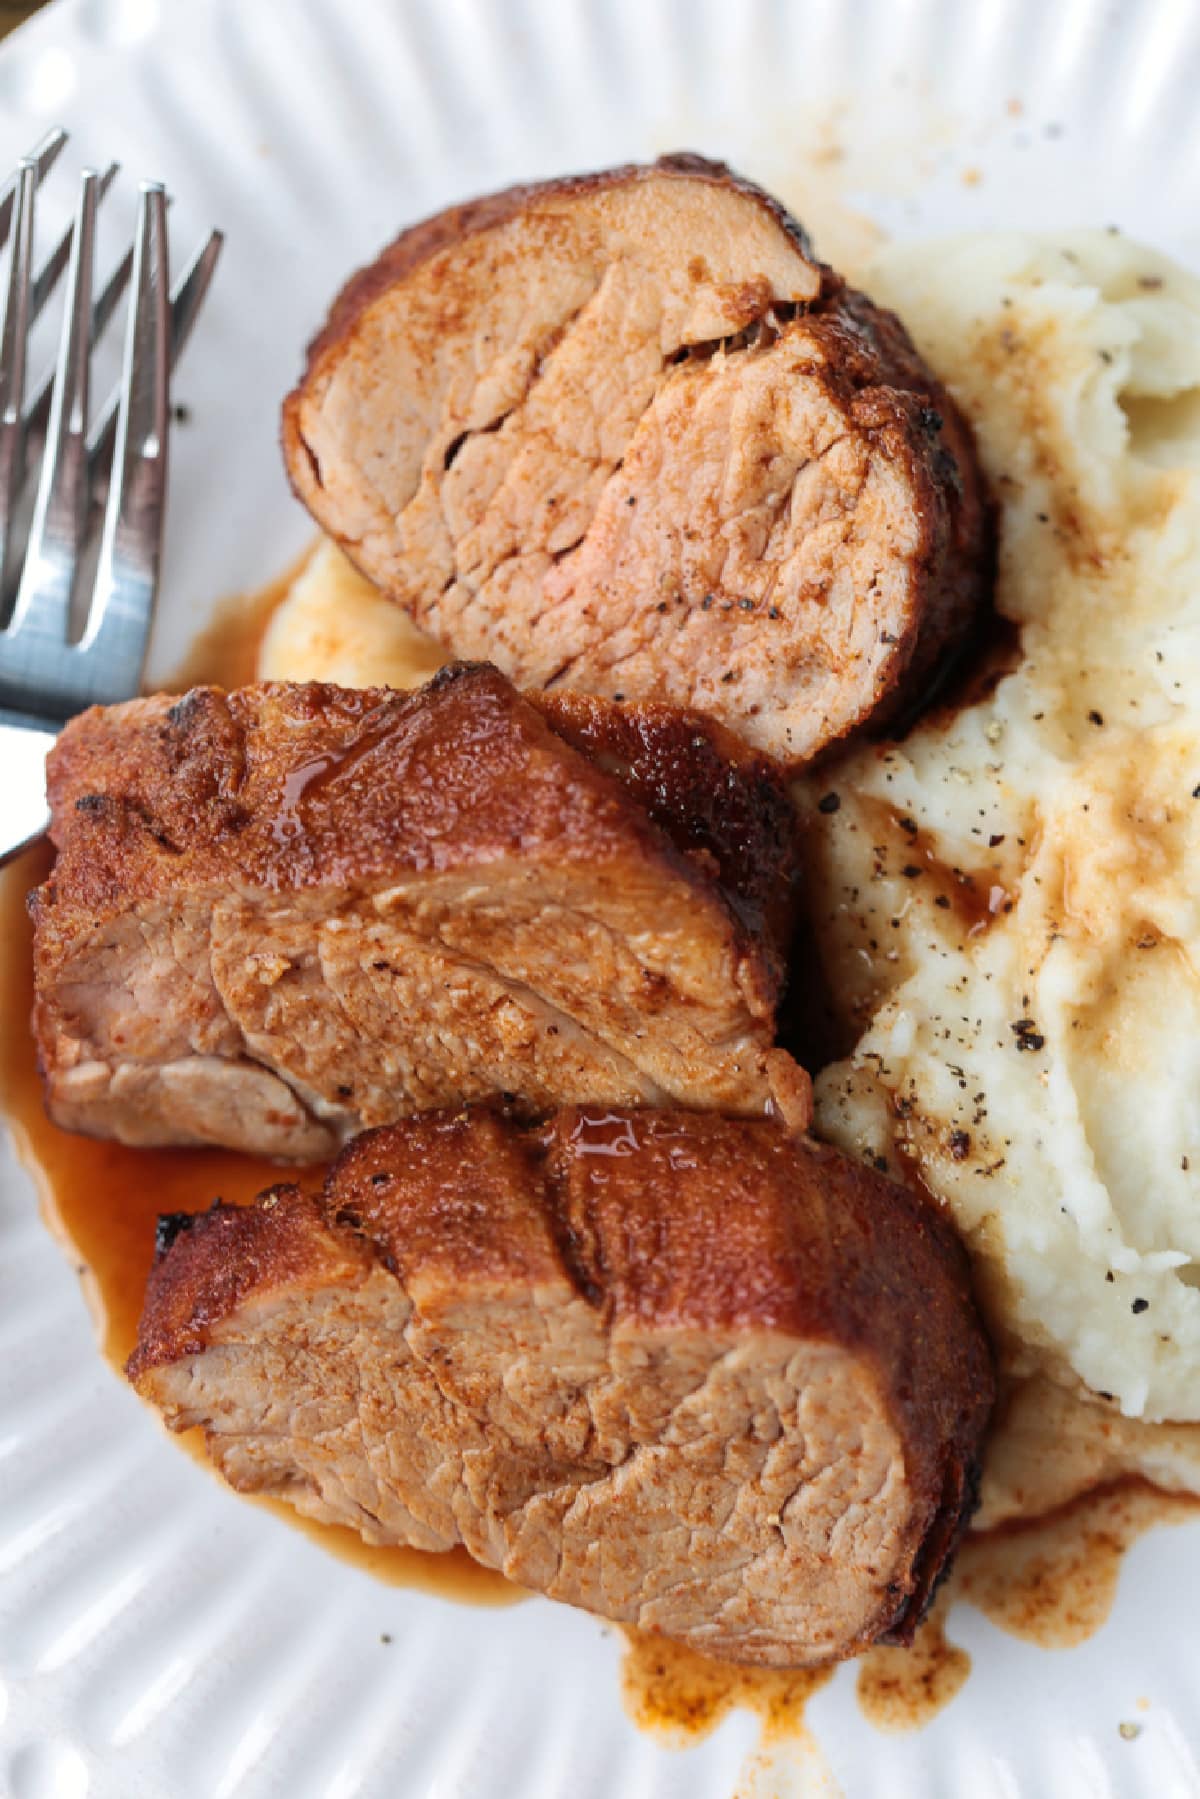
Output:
[[283, 153, 991, 767], [30, 664, 807, 1159], [129, 1106, 994, 1667]]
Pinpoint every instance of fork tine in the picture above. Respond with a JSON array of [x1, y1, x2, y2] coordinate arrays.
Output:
[[6, 171, 99, 649], [162, 227, 223, 370], [86, 226, 222, 493], [25, 225, 136, 451], [29, 160, 117, 321], [0, 161, 38, 606], [80, 183, 169, 694], [0, 128, 66, 252]]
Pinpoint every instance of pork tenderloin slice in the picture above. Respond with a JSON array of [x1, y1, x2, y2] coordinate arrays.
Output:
[[284, 154, 991, 767], [129, 1107, 994, 1667], [32, 665, 804, 1157]]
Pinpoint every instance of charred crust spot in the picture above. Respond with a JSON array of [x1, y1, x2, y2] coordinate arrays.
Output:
[[881, 1450, 984, 1645], [165, 690, 207, 733], [423, 660, 493, 699], [153, 1210, 199, 1261]]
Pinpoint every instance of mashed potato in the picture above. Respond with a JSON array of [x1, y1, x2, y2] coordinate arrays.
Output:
[[806, 232, 1200, 1424], [259, 536, 444, 690], [260, 230, 1200, 1437]]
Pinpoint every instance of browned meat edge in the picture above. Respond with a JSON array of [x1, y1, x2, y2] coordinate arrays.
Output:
[[130, 1107, 994, 1662], [283, 153, 992, 764]]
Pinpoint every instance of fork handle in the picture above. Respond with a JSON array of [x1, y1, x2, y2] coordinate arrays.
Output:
[[0, 711, 55, 866]]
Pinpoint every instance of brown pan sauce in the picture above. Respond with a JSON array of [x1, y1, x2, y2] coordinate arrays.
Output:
[[168, 551, 307, 690], [0, 845, 514, 1608], [1, 561, 1196, 1747]]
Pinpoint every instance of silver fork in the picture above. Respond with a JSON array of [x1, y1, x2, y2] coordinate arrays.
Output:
[[0, 129, 221, 864]]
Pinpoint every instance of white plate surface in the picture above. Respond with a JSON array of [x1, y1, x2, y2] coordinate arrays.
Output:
[[2, 1, 1200, 1794]]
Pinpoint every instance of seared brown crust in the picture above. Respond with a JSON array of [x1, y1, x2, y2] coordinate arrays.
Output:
[[300, 153, 817, 375], [283, 154, 991, 767], [541, 1109, 992, 1646], [39, 666, 665, 898], [533, 691, 800, 988], [130, 1107, 994, 1659], [131, 1185, 374, 1367], [38, 666, 794, 946], [32, 665, 806, 1151], [808, 280, 995, 734], [792, 282, 992, 739]]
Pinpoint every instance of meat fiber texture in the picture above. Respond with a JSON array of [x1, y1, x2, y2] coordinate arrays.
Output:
[[31, 663, 807, 1158], [283, 154, 992, 768], [129, 1106, 994, 1667]]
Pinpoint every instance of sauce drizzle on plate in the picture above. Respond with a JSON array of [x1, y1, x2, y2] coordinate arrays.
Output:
[[0, 844, 517, 1608], [4, 560, 1198, 1745]]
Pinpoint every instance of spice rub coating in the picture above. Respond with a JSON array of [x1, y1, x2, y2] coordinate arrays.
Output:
[[31, 665, 807, 1158], [284, 154, 991, 766], [130, 1105, 994, 1667]]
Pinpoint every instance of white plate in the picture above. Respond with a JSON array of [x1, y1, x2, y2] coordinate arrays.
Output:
[[2, 2, 1200, 1795]]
